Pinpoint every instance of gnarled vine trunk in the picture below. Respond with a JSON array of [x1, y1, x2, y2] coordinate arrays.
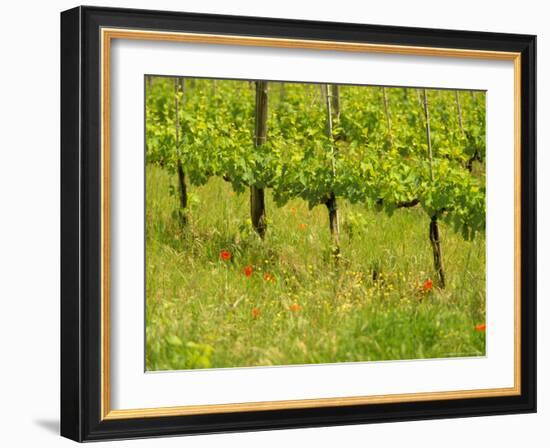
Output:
[[177, 161, 188, 214], [174, 77, 188, 226], [429, 215, 445, 288], [325, 192, 340, 255], [251, 80, 268, 239], [422, 89, 445, 287], [324, 84, 341, 258]]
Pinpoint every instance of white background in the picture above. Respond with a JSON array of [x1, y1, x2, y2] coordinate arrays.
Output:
[[111, 40, 515, 409], [0, 0, 546, 447]]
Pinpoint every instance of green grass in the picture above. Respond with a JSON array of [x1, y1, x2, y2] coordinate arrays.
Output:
[[145, 165, 486, 370]]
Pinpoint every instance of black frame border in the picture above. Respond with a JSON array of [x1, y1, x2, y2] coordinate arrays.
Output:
[[61, 5, 536, 442]]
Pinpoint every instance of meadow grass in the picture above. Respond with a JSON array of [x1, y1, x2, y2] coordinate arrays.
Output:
[[145, 165, 486, 370]]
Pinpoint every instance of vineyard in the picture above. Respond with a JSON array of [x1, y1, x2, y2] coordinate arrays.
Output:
[[145, 76, 486, 370]]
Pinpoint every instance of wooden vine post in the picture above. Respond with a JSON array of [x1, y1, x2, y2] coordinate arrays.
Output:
[[454, 90, 465, 138], [457, 90, 481, 173], [174, 77, 188, 226], [251, 81, 268, 239], [382, 87, 393, 147], [456, 90, 473, 172], [279, 82, 286, 105], [324, 84, 341, 258], [422, 89, 445, 288]]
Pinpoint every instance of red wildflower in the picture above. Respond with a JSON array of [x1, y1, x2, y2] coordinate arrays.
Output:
[[422, 279, 433, 292], [299, 223, 307, 230], [251, 307, 261, 319], [243, 265, 253, 277], [263, 273, 275, 282], [290, 303, 302, 312], [290, 207, 297, 215], [475, 323, 486, 332], [220, 250, 231, 261]]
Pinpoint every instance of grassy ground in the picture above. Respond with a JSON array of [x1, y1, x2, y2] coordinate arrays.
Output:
[[145, 165, 486, 371]]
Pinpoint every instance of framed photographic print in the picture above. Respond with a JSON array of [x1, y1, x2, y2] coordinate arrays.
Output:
[[60, 6, 536, 442]]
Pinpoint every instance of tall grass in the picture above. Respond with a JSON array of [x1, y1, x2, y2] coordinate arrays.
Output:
[[146, 165, 485, 370]]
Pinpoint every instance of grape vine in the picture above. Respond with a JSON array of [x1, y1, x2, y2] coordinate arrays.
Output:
[[146, 77, 486, 287]]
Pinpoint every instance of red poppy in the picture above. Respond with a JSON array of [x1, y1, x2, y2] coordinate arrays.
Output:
[[243, 265, 253, 277], [251, 307, 261, 319], [299, 223, 307, 230], [422, 279, 433, 292], [475, 323, 486, 332], [263, 273, 275, 282], [220, 250, 231, 261], [290, 303, 302, 312]]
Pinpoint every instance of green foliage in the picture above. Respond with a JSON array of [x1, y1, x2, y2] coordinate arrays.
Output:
[[146, 78, 486, 240]]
